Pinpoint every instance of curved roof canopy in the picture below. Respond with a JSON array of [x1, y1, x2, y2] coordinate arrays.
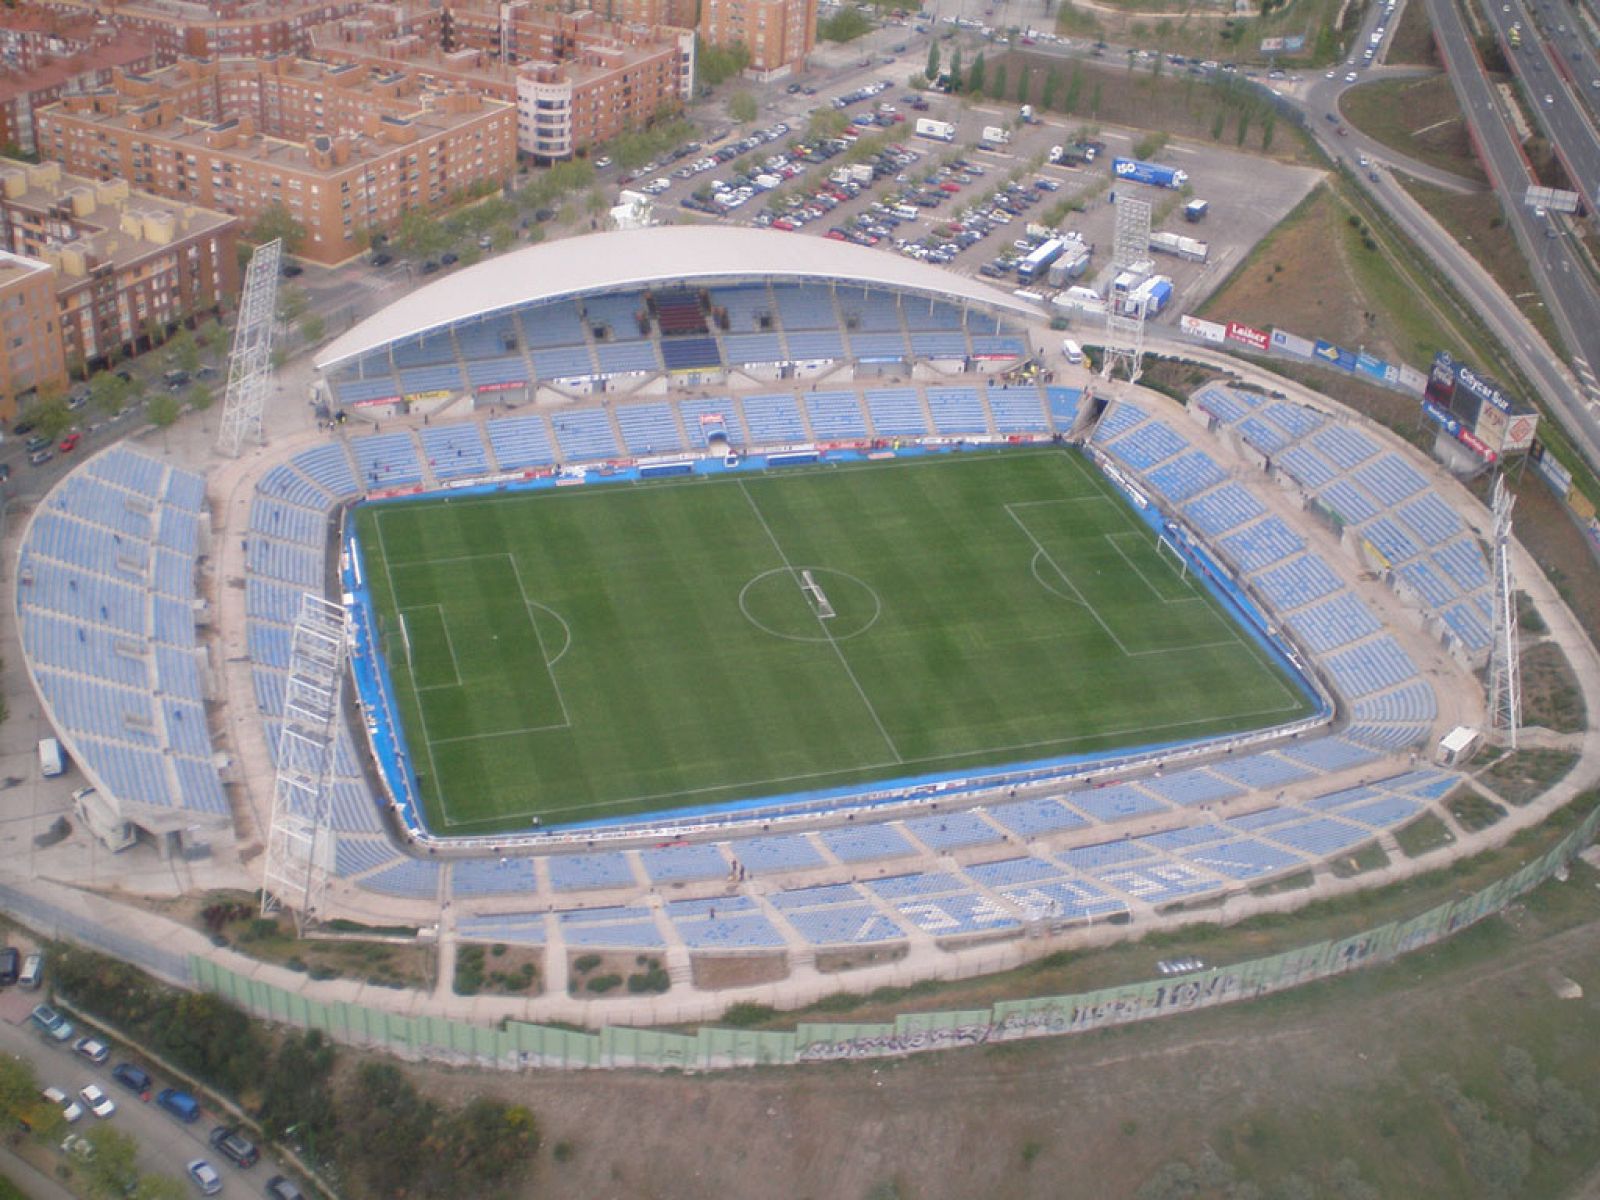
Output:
[[315, 226, 1040, 371]]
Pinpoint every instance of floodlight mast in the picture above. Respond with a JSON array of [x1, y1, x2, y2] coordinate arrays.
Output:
[[217, 239, 283, 458], [260, 594, 349, 930], [1486, 477, 1522, 748]]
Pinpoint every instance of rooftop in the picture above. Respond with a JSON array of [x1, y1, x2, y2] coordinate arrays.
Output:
[[0, 37, 156, 104], [0, 157, 236, 278], [316, 226, 1040, 370]]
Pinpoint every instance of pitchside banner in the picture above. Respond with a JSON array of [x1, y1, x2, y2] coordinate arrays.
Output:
[[1226, 321, 1269, 352], [1270, 328, 1315, 360], [1313, 339, 1358, 372], [1180, 314, 1227, 344], [1398, 364, 1429, 395]]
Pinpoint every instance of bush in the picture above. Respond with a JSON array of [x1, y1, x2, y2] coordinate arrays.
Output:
[[573, 954, 602, 974], [585, 974, 622, 994], [721, 1002, 778, 1027]]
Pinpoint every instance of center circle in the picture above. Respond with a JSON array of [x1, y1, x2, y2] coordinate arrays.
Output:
[[738, 567, 883, 643]]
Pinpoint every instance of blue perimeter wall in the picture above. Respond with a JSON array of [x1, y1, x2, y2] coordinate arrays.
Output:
[[342, 438, 1328, 841]]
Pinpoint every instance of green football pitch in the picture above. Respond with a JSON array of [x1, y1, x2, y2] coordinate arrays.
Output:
[[353, 450, 1313, 833]]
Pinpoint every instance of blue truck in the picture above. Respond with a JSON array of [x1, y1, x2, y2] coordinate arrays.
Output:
[[1111, 157, 1188, 190]]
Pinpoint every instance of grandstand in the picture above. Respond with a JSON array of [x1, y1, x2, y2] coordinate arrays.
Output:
[[15, 446, 230, 854]]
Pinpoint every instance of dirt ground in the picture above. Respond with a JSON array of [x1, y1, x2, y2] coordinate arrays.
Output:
[[1197, 186, 1418, 366], [1385, 0, 1441, 67], [1341, 74, 1488, 183], [393, 862, 1600, 1200]]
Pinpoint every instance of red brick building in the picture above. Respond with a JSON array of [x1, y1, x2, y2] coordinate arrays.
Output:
[[34, 58, 516, 264], [0, 156, 239, 372]]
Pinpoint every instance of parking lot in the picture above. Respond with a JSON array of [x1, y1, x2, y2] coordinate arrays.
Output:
[[616, 79, 1324, 331]]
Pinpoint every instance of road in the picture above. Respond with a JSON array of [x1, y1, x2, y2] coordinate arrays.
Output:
[[0, 996, 280, 1199], [1423, 0, 1600, 450]]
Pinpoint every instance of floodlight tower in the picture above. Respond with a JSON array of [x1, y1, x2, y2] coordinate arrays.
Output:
[[1102, 194, 1153, 385], [1486, 476, 1522, 748], [217, 238, 283, 457], [260, 594, 349, 929]]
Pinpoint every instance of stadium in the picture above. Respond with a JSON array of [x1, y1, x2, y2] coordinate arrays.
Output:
[[11, 227, 1551, 1014]]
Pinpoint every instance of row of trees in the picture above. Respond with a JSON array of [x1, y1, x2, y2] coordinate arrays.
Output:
[[49, 946, 542, 1198]]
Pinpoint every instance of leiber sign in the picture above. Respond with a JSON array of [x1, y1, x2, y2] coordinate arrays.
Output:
[[1225, 321, 1269, 352]]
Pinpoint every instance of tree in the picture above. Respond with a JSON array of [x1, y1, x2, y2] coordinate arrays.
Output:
[[696, 37, 750, 85], [807, 108, 849, 140], [28, 389, 74, 440], [88, 370, 129, 418], [819, 8, 872, 40], [298, 312, 325, 346], [84, 1126, 140, 1200], [1015, 64, 1031, 103], [729, 90, 758, 123], [393, 208, 449, 260], [968, 52, 986, 94], [147, 392, 180, 439], [949, 48, 963, 91], [169, 327, 201, 375], [1041, 67, 1061, 109], [0, 1053, 37, 1120], [190, 383, 215, 423], [927, 41, 941, 81], [445, 1098, 540, 1189], [245, 201, 306, 254], [988, 63, 1007, 100]]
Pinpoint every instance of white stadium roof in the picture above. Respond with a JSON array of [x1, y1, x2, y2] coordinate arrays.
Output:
[[315, 226, 1041, 371]]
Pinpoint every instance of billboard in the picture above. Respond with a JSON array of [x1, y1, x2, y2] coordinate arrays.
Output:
[[1260, 34, 1307, 51], [1270, 328, 1315, 359], [1354, 351, 1395, 384], [1425, 350, 1535, 457], [1226, 321, 1270, 352], [1180, 314, 1228, 344], [1313, 339, 1357, 372]]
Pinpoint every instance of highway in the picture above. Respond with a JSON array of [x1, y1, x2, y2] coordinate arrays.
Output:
[[1481, 0, 1600, 210], [1423, 0, 1600, 460]]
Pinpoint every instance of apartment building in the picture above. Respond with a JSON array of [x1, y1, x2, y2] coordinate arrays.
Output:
[[0, 248, 68, 419], [32, 0, 366, 66], [0, 157, 238, 372], [34, 58, 517, 264], [311, 3, 693, 159], [0, 37, 157, 155], [700, 0, 815, 76]]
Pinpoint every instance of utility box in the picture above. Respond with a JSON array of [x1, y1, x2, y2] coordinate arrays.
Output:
[[1435, 725, 1483, 767]]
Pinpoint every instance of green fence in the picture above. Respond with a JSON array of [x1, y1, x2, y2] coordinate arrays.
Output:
[[191, 805, 1599, 1070]]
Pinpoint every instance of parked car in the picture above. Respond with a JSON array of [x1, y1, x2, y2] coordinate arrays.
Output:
[[186, 1159, 223, 1196], [79, 1084, 116, 1118], [209, 1125, 260, 1168], [0, 947, 17, 986], [42, 1086, 84, 1122], [30, 1004, 74, 1042], [157, 1088, 201, 1123], [19, 952, 42, 989], [265, 1178, 305, 1200], [59, 432, 80, 453], [73, 1036, 109, 1065], [369, 251, 394, 267], [111, 1063, 151, 1096]]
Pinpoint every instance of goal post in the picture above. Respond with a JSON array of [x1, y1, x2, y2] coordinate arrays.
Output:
[[799, 569, 836, 620], [1155, 534, 1190, 582]]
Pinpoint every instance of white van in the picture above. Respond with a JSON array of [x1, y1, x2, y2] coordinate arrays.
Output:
[[38, 737, 64, 778], [1061, 338, 1084, 365]]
